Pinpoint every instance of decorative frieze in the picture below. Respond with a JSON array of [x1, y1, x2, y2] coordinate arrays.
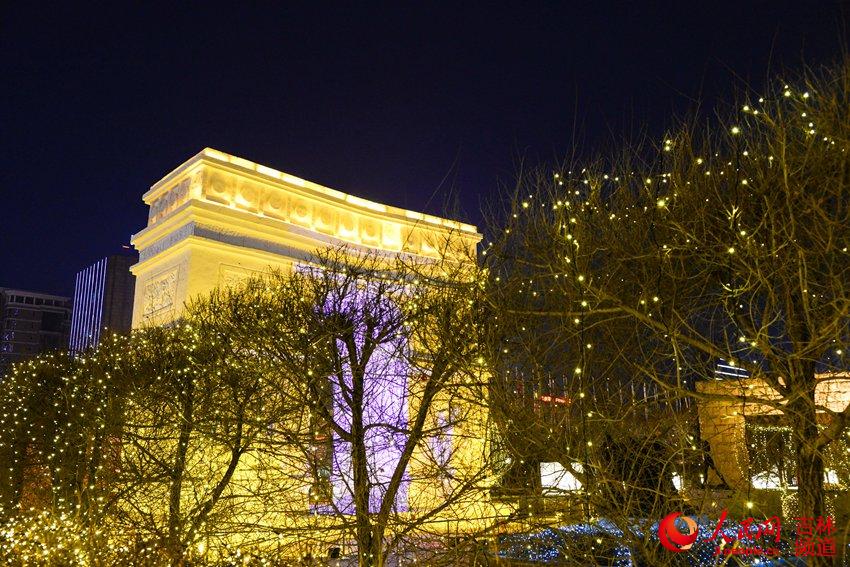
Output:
[[148, 178, 190, 225], [141, 267, 179, 321], [143, 160, 478, 259], [219, 265, 265, 287], [132, 149, 482, 328]]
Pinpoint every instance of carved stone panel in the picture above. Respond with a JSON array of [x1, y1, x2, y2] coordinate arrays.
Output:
[[204, 170, 232, 205], [337, 212, 358, 241], [290, 197, 311, 226], [314, 205, 336, 233], [189, 169, 204, 198], [234, 179, 260, 213], [219, 264, 263, 288], [148, 178, 190, 225], [262, 191, 288, 221], [138, 223, 195, 263], [142, 268, 179, 321], [360, 219, 380, 244]]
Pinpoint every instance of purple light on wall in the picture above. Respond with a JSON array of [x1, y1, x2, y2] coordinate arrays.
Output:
[[331, 336, 409, 514], [303, 270, 410, 515]]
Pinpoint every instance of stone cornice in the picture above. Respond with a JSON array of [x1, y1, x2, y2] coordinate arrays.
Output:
[[133, 213, 471, 280], [142, 148, 480, 238], [135, 152, 481, 261]]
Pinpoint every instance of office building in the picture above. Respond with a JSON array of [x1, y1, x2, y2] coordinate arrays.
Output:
[[69, 253, 136, 353], [0, 288, 72, 376]]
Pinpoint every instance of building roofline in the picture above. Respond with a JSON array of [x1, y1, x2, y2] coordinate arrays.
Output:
[[0, 288, 72, 301], [142, 148, 481, 237]]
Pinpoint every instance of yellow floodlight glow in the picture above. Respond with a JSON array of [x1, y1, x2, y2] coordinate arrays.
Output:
[[256, 164, 282, 179], [132, 148, 484, 329], [230, 156, 255, 170], [346, 194, 387, 213], [203, 148, 230, 161], [283, 174, 307, 187]]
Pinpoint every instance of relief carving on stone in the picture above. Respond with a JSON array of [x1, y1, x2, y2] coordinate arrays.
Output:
[[402, 228, 419, 253], [138, 223, 195, 262], [148, 178, 190, 225], [337, 212, 358, 240], [219, 264, 263, 288], [314, 206, 335, 232], [185, 166, 441, 255], [262, 191, 288, 221], [290, 197, 311, 224], [383, 223, 401, 249], [360, 219, 380, 244], [142, 268, 179, 320], [204, 170, 232, 205], [189, 169, 204, 198], [234, 179, 260, 213]]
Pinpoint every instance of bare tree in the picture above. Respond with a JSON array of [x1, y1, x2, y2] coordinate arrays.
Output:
[[201, 246, 494, 566], [0, 336, 137, 566], [485, 61, 850, 564], [112, 319, 288, 565], [0, 241, 498, 566]]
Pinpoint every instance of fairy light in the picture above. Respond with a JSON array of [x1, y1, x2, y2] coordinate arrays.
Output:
[[4, 62, 850, 566]]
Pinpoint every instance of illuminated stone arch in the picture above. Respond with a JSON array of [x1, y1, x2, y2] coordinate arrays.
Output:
[[130, 148, 481, 327]]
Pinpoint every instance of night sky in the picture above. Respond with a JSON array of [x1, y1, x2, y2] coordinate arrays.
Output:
[[2, 2, 846, 296]]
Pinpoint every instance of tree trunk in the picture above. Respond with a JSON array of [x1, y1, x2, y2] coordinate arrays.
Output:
[[168, 378, 194, 566], [366, 526, 386, 567], [788, 383, 828, 567], [353, 434, 379, 567], [350, 354, 379, 567]]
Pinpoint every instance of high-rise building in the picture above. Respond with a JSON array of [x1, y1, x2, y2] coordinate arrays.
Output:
[[69, 253, 136, 353], [0, 288, 72, 376]]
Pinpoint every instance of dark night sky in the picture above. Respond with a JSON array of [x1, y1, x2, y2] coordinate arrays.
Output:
[[1, 2, 847, 296]]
